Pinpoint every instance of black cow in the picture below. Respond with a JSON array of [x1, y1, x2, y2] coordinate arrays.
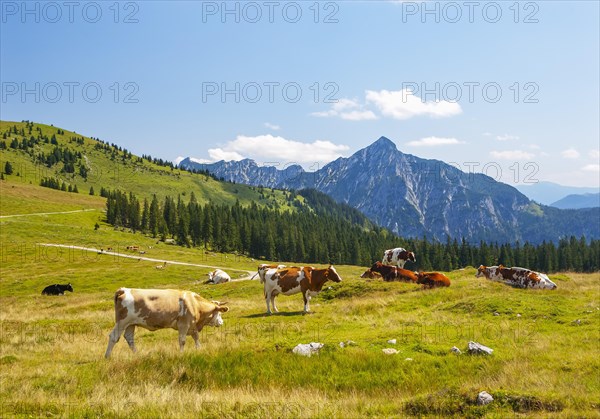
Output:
[[41, 283, 74, 295]]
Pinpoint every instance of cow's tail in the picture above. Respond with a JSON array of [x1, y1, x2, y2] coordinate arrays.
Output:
[[250, 272, 259, 281], [113, 288, 126, 321]]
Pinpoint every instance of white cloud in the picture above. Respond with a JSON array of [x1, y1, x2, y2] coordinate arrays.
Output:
[[333, 98, 360, 111], [496, 134, 519, 141], [589, 149, 600, 159], [366, 89, 462, 120], [264, 122, 280, 130], [406, 136, 465, 147], [490, 150, 535, 160], [528, 144, 541, 150], [207, 134, 349, 164], [561, 148, 580, 159], [207, 148, 245, 162], [189, 157, 213, 164], [174, 156, 185, 165], [582, 164, 600, 173], [311, 98, 378, 121]]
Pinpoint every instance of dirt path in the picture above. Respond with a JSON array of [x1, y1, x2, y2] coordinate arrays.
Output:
[[38, 243, 256, 282], [0, 209, 98, 219]]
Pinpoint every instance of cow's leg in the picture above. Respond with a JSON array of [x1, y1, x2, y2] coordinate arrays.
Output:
[[303, 292, 311, 313], [271, 294, 279, 313], [177, 323, 190, 352], [105, 323, 125, 359], [123, 325, 137, 353], [265, 290, 272, 315], [191, 329, 200, 349]]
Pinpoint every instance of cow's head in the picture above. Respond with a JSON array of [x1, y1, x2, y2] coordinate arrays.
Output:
[[207, 270, 217, 282], [476, 265, 487, 278], [207, 301, 229, 327], [407, 252, 416, 263], [360, 269, 379, 279], [326, 265, 342, 283], [371, 261, 383, 272], [65, 283, 74, 292]]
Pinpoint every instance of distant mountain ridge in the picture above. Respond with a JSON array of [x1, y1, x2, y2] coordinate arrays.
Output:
[[516, 182, 599, 205], [179, 136, 600, 243], [551, 193, 600, 209]]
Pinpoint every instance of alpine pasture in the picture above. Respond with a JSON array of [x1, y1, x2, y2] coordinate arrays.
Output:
[[0, 121, 599, 418], [1, 180, 599, 418]]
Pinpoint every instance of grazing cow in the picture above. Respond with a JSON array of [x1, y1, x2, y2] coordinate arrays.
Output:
[[370, 261, 418, 283], [476, 265, 557, 290], [263, 265, 342, 314], [360, 269, 382, 279], [41, 283, 74, 295], [155, 261, 167, 270], [126, 245, 139, 251], [207, 269, 231, 284], [254, 264, 287, 283], [105, 288, 229, 358], [416, 272, 451, 288], [382, 248, 416, 268]]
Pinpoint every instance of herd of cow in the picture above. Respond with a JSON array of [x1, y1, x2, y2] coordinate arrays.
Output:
[[39, 247, 558, 357]]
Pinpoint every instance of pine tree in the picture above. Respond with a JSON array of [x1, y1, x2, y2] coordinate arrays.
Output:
[[89, 186, 95, 196], [4, 161, 13, 175], [149, 195, 160, 238], [141, 198, 149, 232]]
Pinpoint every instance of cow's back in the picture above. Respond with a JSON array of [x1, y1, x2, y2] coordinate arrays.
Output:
[[114, 288, 184, 329]]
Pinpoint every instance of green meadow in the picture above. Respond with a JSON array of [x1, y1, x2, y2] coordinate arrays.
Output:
[[1, 121, 599, 417], [1, 178, 599, 418]]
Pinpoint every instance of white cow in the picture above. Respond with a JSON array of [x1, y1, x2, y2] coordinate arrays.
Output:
[[105, 288, 229, 358], [207, 269, 231, 284], [382, 247, 416, 268]]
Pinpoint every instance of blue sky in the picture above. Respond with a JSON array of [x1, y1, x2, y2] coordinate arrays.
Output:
[[2, 1, 599, 187]]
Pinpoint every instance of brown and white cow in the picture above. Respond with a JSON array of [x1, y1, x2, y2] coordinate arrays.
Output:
[[263, 265, 342, 314], [254, 264, 287, 283], [105, 288, 229, 358], [476, 265, 557, 290], [417, 271, 451, 288], [370, 261, 418, 283], [382, 247, 416, 268], [360, 269, 382, 279]]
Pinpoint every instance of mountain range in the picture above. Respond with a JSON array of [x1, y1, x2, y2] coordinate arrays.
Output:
[[550, 193, 600, 209], [516, 182, 599, 206], [179, 137, 600, 244]]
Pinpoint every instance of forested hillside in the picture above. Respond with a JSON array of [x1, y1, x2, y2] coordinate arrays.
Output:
[[105, 189, 600, 272]]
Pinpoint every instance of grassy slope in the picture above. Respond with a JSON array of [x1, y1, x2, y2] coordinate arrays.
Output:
[[1, 178, 599, 418], [0, 120, 298, 211]]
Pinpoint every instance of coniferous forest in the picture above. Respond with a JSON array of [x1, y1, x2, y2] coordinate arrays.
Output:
[[105, 188, 600, 273]]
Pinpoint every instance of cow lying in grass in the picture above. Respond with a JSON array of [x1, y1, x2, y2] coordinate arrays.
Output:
[[369, 261, 417, 282], [476, 265, 557, 289], [41, 283, 73, 295], [105, 288, 229, 358], [416, 272, 451, 288], [206, 269, 231, 284]]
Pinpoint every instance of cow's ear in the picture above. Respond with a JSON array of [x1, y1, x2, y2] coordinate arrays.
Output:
[[498, 264, 504, 269], [216, 306, 229, 313]]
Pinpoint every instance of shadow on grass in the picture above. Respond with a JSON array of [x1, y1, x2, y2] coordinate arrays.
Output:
[[243, 311, 307, 318]]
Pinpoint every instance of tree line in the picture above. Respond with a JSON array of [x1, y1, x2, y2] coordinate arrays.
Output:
[[104, 189, 600, 273]]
